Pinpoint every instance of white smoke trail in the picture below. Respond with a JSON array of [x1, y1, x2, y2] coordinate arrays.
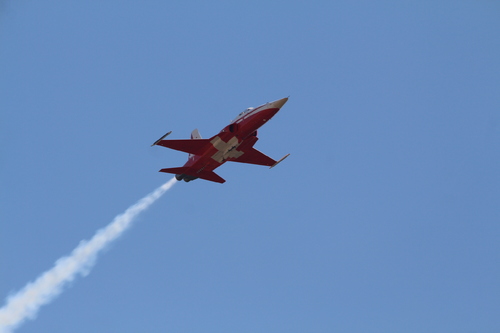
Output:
[[0, 177, 177, 333]]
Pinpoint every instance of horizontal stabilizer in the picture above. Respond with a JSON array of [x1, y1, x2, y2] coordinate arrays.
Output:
[[159, 167, 225, 184], [155, 139, 211, 155], [197, 170, 226, 183], [159, 167, 189, 175]]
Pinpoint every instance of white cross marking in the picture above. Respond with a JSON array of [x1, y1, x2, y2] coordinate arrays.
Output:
[[210, 136, 244, 163]]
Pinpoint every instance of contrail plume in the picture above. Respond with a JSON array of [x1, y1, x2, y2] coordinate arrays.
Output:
[[0, 177, 177, 333]]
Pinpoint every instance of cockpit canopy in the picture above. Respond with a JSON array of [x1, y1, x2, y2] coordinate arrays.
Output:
[[231, 107, 254, 123], [238, 107, 254, 116]]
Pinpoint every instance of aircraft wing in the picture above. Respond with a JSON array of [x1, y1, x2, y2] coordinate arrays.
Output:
[[155, 139, 211, 155], [229, 147, 277, 167]]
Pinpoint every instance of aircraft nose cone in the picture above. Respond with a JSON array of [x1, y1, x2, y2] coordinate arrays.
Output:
[[268, 97, 288, 109]]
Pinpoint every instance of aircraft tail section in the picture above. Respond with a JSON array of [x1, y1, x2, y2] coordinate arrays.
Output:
[[191, 129, 202, 139], [189, 129, 202, 159], [197, 170, 225, 183], [159, 167, 225, 184], [159, 167, 188, 175]]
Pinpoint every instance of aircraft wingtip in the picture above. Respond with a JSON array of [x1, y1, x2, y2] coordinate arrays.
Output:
[[270, 153, 290, 168], [151, 131, 172, 146]]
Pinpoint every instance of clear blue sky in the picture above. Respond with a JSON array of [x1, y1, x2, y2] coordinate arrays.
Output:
[[1, 1, 499, 332]]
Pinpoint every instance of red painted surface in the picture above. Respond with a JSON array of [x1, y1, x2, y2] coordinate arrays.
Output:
[[153, 98, 289, 183]]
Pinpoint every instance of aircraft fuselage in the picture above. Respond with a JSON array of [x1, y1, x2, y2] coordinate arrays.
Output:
[[153, 97, 289, 183]]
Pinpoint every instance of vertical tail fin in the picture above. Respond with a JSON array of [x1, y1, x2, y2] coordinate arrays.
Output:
[[189, 129, 202, 159], [191, 129, 202, 139]]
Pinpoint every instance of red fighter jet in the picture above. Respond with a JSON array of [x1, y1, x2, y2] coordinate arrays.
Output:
[[151, 97, 290, 183]]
